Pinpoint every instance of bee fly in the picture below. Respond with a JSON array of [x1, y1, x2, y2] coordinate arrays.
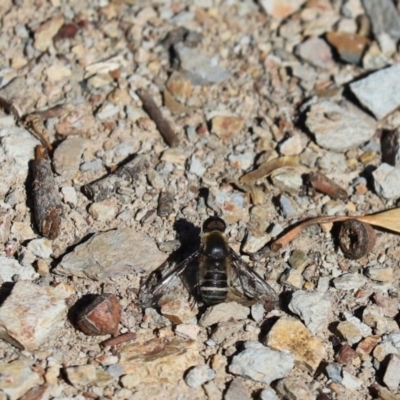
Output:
[[142, 217, 278, 310]]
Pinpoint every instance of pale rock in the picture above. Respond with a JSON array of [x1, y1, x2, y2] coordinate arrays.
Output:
[[175, 324, 200, 340], [160, 147, 188, 165], [53, 137, 86, 179], [64, 365, 113, 388], [362, 42, 391, 71], [189, 155, 206, 177], [337, 321, 363, 345], [279, 194, 300, 218], [259, 0, 306, 19], [0, 281, 74, 350], [289, 290, 331, 334], [211, 115, 245, 141], [344, 311, 373, 337], [225, 378, 251, 400], [341, 370, 363, 391], [280, 268, 304, 289], [373, 339, 399, 362], [350, 64, 400, 120], [279, 134, 308, 155], [55, 228, 167, 280], [270, 168, 303, 193], [0, 209, 11, 244], [88, 200, 118, 221], [159, 297, 198, 324], [61, 186, 77, 207], [259, 388, 279, 400], [296, 37, 334, 69], [333, 272, 367, 290], [199, 302, 249, 327], [0, 359, 43, 400], [266, 316, 325, 372], [383, 355, 400, 392], [363, 305, 388, 331], [118, 337, 201, 384], [229, 341, 294, 384], [317, 152, 347, 172], [372, 163, 400, 199], [34, 15, 64, 51], [173, 43, 231, 85], [96, 102, 120, 120], [46, 65, 71, 82], [326, 363, 342, 383], [211, 321, 243, 344], [242, 233, 270, 253], [288, 250, 310, 272], [185, 365, 215, 388], [275, 378, 313, 400], [0, 256, 37, 282], [0, 127, 40, 177], [251, 302, 265, 323], [27, 238, 52, 259], [228, 152, 254, 170], [366, 266, 393, 282], [19, 248, 36, 267], [306, 101, 376, 152]]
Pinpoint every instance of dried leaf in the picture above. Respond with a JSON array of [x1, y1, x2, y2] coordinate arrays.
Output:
[[239, 155, 300, 184], [356, 208, 400, 233]]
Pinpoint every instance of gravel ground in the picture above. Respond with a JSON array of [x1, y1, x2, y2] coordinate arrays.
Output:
[[1, 0, 400, 399]]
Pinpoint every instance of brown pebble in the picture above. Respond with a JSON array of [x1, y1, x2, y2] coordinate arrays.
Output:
[[76, 293, 121, 336], [356, 336, 381, 356], [336, 343, 357, 364]]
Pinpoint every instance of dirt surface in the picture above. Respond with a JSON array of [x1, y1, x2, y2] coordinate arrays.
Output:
[[0, 0, 400, 399]]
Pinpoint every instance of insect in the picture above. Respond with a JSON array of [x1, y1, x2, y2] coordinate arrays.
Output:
[[142, 216, 278, 310]]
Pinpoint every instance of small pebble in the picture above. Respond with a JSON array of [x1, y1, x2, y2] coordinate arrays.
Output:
[[184, 365, 215, 388], [26, 238, 52, 259], [372, 163, 400, 199], [61, 186, 78, 207]]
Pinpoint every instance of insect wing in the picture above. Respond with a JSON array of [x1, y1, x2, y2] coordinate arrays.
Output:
[[229, 249, 278, 308], [141, 250, 200, 307]]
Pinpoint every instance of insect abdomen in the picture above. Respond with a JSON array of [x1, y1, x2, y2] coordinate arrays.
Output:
[[200, 270, 228, 305]]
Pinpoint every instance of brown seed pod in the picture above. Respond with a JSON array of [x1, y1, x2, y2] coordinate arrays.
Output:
[[76, 293, 121, 336], [338, 219, 376, 260]]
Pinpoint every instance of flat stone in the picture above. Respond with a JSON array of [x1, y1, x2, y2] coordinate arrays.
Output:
[[64, 365, 113, 388], [325, 31, 370, 64], [225, 378, 251, 400], [350, 64, 400, 120], [259, 0, 306, 19], [173, 43, 231, 85], [184, 365, 215, 388], [55, 228, 167, 280], [34, 15, 64, 51], [189, 155, 206, 177], [342, 370, 364, 391], [373, 339, 399, 362], [53, 137, 87, 179], [229, 341, 294, 384], [362, 0, 400, 41], [242, 233, 270, 254], [118, 337, 201, 385], [288, 290, 331, 334], [10, 222, 36, 241], [0, 281, 74, 350], [278, 194, 300, 219], [383, 355, 400, 391], [295, 37, 335, 69], [280, 268, 304, 289], [174, 324, 200, 340], [199, 302, 249, 327], [211, 115, 245, 141], [0, 359, 43, 400], [270, 167, 303, 193], [61, 186, 78, 207], [337, 321, 363, 345], [306, 101, 376, 152], [266, 316, 325, 372], [372, 163, 400, 199], [0, 256, 37, 282], [88, 199, 118, 221], [279, 133, 308, 155], [366, 266, 393, 282], [26, 238, 52, 259], [275, 378, 313, 400], [160, 297, 198, 324], [333, 272, 368, 290]]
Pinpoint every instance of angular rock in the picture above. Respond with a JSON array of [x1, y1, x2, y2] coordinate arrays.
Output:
[[184, 365, 215, 388], [342, 370, 364, 391], [173, 43, 231, 85], [225, 378, 251, 400], [26, 238, 52, 259], [88, 199, 118, 222], [199, 302, 249, 327], [0, 256, 37, 282], [55, 228, 167, 280], [381, 129, 400, 167], [266, 316, 325, 372], [383, 355, 400, 392], [372, 163, 400, 199], [288, 290, 331, 334], [259, 0, 306, 19], [260, 388, 279, 400], [362, 0, 400, 41], [295, 37, 334, 69], [0, 359, 43, 400], [275, 378, 313, 400], [349, 64, 400, 120], [229, 341, 294, 384], [0, 281, 74, 350], [211, 115, 245, 141], [366, 266, 393, 282], [333, 272, 367, 290], [34, 15, 64, 51], [280, 268, 304, 289], [279, 133, 308, 156], [64, 365, 113, 388], [337, 321, 363, 345], [278, 194, 300, 219], [52, 137, 86, 179], [118, 337, 201, 384], [306, 101, 376, 152]]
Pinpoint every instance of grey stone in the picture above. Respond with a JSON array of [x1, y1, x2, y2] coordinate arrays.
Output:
[[225, 378, 251, 400], [279, 194, 299, 219], [61, 186, 78, 207], [189, 155, 206, 177], [0, 256, 37, 282], [333, 272, 368, 290], [341, 370, 363, 391], [259, 388, 279, 400], [27, 238, 52, 259], [55, 228, 167, 280], [372, 163, 400, 199], [53, 137, 87, 179], [173, 43, 231, 85], [383, 355, 400, 391], [184, 365, 215, 388], [199, 302, 249, 327], [306, 101, 376, 152], [295, 37, 334, 69], [229, 340, 294, 384], [80, 158, 103, 172], [326, 363, 342, 383], [362, 0, 400, 41], [96, 102, 120, 120], [317, 152, 347, 172], [350, 64, 400, 120], [289, 291, 331, 334]]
